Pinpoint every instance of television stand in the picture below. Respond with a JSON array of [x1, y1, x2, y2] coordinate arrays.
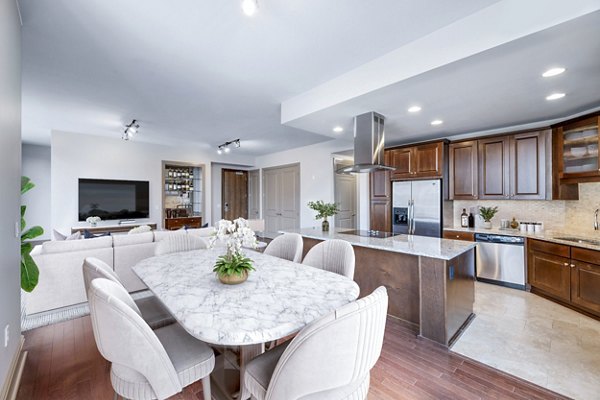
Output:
[[71, 222, 157, 235]]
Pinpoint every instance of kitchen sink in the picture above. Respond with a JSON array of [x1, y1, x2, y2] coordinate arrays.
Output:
[[553, 237, 600, 246]]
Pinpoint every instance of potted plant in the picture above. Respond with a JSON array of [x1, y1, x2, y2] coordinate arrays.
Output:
[[307, 200, 339, 231], [479, 206, 499, 229], [208, 218, 257, 285], [21, 176, 44, 292]]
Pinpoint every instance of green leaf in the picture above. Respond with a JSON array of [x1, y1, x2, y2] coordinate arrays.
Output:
[[21, 226, 44, 241], [21, 242, 33, 255], [21, 176, 35, 195], [21, 252, 39, 292]]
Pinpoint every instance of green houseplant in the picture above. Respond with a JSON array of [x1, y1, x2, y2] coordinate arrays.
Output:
[[21, 176, 44, 292], [479, 206, 499, 229], [307, 200, 339, 231], [209, 218, 257, 284]]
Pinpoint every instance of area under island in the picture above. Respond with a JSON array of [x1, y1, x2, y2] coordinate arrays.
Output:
[[282, 228, 477, 347]]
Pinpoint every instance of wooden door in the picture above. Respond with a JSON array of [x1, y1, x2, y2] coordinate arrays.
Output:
[[222, 169, 248, 220], [389, 148, 413, 180], [449, 141, 478, 200], [510, 131, 546, 200], [248, 169, 260, 219], [571, 260, 600, 314], [334, 160, 357, 229], [478, 136, 510, 199], [528, 250, 571, 302], [413, 142, 443, 178]]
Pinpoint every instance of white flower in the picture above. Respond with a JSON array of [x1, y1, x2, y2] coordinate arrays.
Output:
[[208, 218, 257, 254], [86, 216, 101, 224]]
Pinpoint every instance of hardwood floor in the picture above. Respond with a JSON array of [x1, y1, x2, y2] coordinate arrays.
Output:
[[17, 316, 569, 400]]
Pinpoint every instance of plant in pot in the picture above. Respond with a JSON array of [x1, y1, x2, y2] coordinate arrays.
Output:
[[307, 200, 339, 231], [479, 206, 499, 229], [209, 218, 257, 285], [21, 176, 44, 293]]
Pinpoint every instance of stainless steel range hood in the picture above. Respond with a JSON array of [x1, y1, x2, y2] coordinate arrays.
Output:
[[337, 112, 395, 174]]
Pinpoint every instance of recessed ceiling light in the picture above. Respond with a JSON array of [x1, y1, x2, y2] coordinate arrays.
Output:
[[546, 93, 565, 101], [241, 0, 258, 16], [333, 126, 344, 133], [407, 106, 422, 113], [431, 119, 443, 126], [542, 67, 566, 78]]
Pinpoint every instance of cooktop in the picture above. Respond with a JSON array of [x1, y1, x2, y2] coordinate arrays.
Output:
[[340, 230, 400, 239]]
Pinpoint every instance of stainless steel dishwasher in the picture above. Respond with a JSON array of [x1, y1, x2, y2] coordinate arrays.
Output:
[[475, 233, 525, 290]]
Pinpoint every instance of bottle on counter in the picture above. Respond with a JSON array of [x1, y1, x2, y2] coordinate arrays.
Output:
[[510, 217, 519, 229], [461, 208, 469, 228], [468, 213, 475, 228]]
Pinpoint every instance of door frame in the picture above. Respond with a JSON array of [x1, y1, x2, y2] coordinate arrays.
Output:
[[248, 169, 260, 219], [261, 163, 300, 232]]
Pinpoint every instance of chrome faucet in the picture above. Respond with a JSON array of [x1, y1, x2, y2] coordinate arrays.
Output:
[[595, 209, 599, 231]]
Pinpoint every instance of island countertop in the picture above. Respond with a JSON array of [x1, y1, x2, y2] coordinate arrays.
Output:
[[281, 227, 476, 260]]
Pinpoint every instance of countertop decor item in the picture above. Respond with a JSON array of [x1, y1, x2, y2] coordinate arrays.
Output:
[[307, 200, 339, 231], [21, 176, 44, 292], [479, 206, 499, 229], [86, 216, 101, 227], [209, 218, 257, 284]]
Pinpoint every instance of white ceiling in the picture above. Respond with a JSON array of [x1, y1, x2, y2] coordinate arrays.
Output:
[[20, 0, 499, 155], [20, 1, 600, 156]]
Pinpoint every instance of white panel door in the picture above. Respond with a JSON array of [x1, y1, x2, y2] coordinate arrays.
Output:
[[262, 164, 300, 232], [248, 169, 260, 219], [334, 167, 357, 229]]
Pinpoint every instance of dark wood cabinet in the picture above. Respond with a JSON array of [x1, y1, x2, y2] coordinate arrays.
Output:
[[509, 131, 546, 200], [389, 142, 444, 180], [478, 136, 510, 199], [370, 151, 391, 231], [554, 114, 600, 184], [527, 238, 600, 318], [164, 217, 202, 230], [449, 141, 478, 200], [370, 200, 391, 232], [442, 230, 475, 241]]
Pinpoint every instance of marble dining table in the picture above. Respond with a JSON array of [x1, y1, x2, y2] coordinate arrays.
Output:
[[133, 247, 360, 400]]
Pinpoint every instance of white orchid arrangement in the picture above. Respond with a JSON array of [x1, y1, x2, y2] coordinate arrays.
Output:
[[208, 218, 258, 255], [86, 216, 101, 224]]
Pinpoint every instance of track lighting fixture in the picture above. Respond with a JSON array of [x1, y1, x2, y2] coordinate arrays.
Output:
[[241, 0, 258, 16], [217, 139, 241, 154], [122, 119, 140, 140]]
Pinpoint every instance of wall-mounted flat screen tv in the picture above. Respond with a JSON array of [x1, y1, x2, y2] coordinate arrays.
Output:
[[78, 179, 150, 221]]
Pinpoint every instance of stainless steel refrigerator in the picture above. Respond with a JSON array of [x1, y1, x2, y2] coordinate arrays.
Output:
[[392, 180, 442, 237]]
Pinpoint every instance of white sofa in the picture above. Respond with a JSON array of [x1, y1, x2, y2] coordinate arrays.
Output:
[[26, 227, 214, 315]]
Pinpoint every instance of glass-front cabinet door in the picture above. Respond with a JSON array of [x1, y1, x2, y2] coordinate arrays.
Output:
[[559, 116, 600, 180]]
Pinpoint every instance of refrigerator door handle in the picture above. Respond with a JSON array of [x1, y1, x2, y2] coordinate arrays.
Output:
[[409, 200, 415, 235], [406, 200, 412, 235]]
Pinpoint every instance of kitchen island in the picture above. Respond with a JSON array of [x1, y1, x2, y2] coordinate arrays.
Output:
[[283, 228, 477, 347]]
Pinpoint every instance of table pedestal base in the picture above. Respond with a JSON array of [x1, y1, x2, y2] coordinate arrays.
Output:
[[210, 344, 265, 400]]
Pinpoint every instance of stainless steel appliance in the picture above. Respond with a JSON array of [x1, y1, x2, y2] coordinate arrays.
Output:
[[392, 180, 442, 237], [475, 233, 525, 290]]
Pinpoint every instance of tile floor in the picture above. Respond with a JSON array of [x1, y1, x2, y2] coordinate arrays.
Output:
[[452, 282, 600, 400]]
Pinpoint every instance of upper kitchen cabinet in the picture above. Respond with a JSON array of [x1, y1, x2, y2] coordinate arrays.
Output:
[[389, 141, 445, 180], [509, 131, 547, 200], [449, 141, 478, 200], [477, 136, 510, 199], [554, 114, 600, 184]]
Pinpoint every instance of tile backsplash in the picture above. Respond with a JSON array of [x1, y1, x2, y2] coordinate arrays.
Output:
[[452, 183, 600, 233]]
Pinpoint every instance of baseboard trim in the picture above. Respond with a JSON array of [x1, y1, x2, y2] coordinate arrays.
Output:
[[0, 336, 26, 400]]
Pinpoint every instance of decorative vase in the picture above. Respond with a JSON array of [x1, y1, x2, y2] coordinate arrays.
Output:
[[218, 270, 248, 285], [322, 218, 329, 231], [482, 221, 492, 229]]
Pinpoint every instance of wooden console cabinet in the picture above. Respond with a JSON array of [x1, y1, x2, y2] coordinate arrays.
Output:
[[164, 216, 202, 230]]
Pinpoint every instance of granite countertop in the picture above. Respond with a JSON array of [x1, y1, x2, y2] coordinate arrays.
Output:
[[282, 228, 476, 260], [444, 226, 600, 251]]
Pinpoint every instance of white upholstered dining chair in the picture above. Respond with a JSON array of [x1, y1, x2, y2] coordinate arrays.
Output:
[[302, 239, 355, 279], [154, 233, 208, 256], [88, 278, 215, 400], [244, 286, 388, 400], [83, 257, 175, 329], [263, 233, 303, 263]]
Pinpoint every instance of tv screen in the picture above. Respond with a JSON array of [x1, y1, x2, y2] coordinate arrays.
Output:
[[78, 179, 150, 221]]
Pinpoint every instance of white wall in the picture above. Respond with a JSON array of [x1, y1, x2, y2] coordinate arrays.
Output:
[[51, 131, 255, 234], [211, 162, 254, 224], [254, 139, 370, 229], [22, 144, 51, 240], [0, 0, 23, 391]]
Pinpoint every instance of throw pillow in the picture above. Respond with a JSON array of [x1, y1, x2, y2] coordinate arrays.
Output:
[[83, 230, 111, 239], [53, 229, 81, 241], [128, 225, 152, 235]]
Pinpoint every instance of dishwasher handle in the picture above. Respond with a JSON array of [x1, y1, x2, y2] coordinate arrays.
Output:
[[475, 233, 524, 245]]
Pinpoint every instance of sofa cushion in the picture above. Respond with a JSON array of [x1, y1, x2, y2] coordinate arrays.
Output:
[[53, 229, 82, 241], [113, 232, 154, 247], [128, 225, 152, 235], [186, 227, 214, 237], [41, 235, 113, 254]]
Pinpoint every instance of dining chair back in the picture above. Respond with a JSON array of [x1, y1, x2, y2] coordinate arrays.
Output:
[[245, 286, 388, 400], [88, 278, 214, 400], [247, 219, 265, 233], [154, 234, 208, 256], [263, 233, 303, 263], [302, 239, 355, 279], [82, 256, 123, 294]]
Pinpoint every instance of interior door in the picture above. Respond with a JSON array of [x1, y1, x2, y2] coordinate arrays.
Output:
[[222, 169, 248, 220], [263, 168, 281, 232], [334, 160, 357, 229], [279, 166, 300, 230], [248, 169, 260, 219], [411, 179, 442, 237]]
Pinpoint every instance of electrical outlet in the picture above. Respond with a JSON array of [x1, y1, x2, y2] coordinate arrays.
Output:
[[4, 325, 9, 347]]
